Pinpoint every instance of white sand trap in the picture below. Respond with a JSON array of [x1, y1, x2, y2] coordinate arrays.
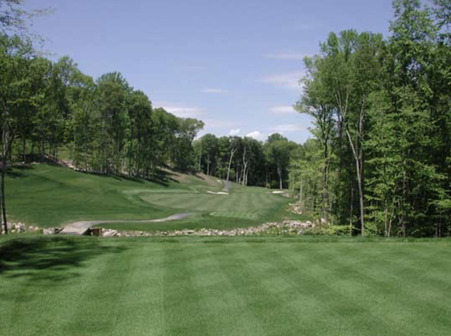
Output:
[[272, 191, 285, 194], [207, 191, 229, 195]]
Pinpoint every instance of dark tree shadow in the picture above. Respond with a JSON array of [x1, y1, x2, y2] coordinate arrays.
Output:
[[0, 236, 127, 283], [6, 164, 35, 179], [150, 168, 178, 187], [8, 160, 183, 187], [6, 170, 27, 179], [77, 168, 178, 187]]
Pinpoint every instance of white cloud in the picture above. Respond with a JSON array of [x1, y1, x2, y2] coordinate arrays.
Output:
[[246, 131, 266, 141], [201, 88, 228, 94], [154, 101, 205, 118], [270, 105, 297, 115], [266, 52, 306, 61], [271, 124, 305, 132], [229, 129, 241, 136], [261, 71, 304, 90]]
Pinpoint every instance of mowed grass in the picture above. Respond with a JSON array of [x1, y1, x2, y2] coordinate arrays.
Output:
[[7, 164, 221, 228], [1, 236, 451, 336], [8, 164, 293, 231], [99, 190, 291, 232], [139, 191, 283, 218]]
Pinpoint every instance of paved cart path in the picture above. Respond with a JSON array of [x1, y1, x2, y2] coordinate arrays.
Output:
[[60, 213, 194, 235]]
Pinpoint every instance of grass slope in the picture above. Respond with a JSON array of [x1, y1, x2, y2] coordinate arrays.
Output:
[[7, 164, 293, 231], [1, 236, 451, 335]]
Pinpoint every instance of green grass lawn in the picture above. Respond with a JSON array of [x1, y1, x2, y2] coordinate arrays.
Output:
[[7, 164, 294, 231], [1, 236, 451, 335], [101, 187, 291, 232], [7, 164, 178, 227]]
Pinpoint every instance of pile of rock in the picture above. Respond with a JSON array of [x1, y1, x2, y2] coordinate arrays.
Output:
[[101, 229, 121, 237], [2, 219, 317, 237], [43, 227, 63, 235], [110, 220, 316, 237], [289, 203, 303, 215], [0, 222, 41, 234]]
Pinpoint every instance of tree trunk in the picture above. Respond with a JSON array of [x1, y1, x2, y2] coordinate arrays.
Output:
[[226, 148, 236, 182], [137, 132, 141, 177], [323, 140, 330, 222], [207, 154, 210, 176], [345, 128, 365, 236], [241, 148, 247, 186], [437, 215, 442, 237], [350, 186, 354, 236], [388, 217, 393, 238], [400, 166, 407, 237], [356, 163, 364, 235], [242, 161, 248, 186], [1, 157, 7, 234], [41, 141, 45, 161], [1, 120, 9, 234], [22, 136, 26, 162], [299, 180, 303, 211], [277, 163, 283, 190]]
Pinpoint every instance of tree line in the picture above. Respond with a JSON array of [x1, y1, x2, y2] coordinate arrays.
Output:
[[291, 0, 451, 237], [3, 44, 205, 175], [0, 2, 207, 233], [2, 31, 301, 188], [194, 133, 298, 188]]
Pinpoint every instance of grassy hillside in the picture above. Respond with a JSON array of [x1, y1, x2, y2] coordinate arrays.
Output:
[[1, 236, 451, 335], [7, 164, 293, 231]]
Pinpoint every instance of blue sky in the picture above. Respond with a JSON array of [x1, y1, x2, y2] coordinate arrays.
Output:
[[27, 0, 394, 143]]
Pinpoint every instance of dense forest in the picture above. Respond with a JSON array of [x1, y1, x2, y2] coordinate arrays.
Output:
[[194, 133, 297, 188], [290, 0, 451, 237], [2, 46, 206, 175]]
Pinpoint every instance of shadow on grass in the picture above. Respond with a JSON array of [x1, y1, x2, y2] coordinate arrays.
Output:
[[6, 170, 26, 179], [0, 236, 127, 283], [8, 160, 181, 188], [78, 168, 177, 187], [6, 165, 34, 178]]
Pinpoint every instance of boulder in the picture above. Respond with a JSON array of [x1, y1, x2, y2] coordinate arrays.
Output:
[[43, 228, 54, 235]]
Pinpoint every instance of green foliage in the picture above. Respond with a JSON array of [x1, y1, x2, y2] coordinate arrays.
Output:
[[291, 0, 451, 237], [264, 135, 298, 189], [1, 33, 205, 180], [303, 225, 352, 236], [193, 133, 297, 188]]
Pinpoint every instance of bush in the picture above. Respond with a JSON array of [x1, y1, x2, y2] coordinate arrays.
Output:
[[303, 225, 351, 236]]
